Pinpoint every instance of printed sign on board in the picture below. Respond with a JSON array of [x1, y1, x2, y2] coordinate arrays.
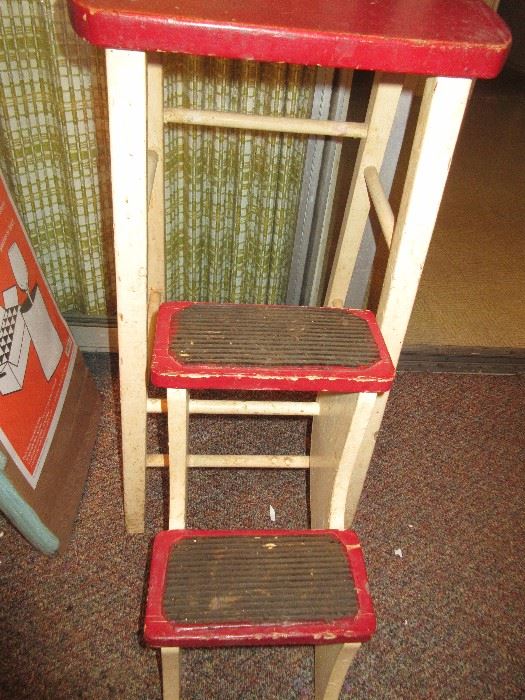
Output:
[[0, 174, 76, 488]]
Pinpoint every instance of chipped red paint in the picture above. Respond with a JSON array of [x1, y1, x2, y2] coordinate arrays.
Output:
[[144, 529, 376, 648], [150, 301, 395, 393], [67, 0, 510, 78]]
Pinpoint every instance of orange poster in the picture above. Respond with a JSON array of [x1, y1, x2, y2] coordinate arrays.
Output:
[[0, 173, 76, 487]]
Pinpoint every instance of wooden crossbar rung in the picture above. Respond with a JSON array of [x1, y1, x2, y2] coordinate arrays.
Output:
[[147, 397, 320, 416], [146, 454, 310, 468], [364, 166, 395, 246], [163, 107, 369, 139], [147, 148, 159, 205], [191, 399, 320, 416], [146, 398, 165, 413]]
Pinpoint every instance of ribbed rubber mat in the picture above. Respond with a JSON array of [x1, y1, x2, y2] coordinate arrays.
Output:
[[169, 304, 380, 368], [163, 534, 358, 624]]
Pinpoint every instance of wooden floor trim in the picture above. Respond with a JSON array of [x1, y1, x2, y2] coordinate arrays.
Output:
[[399, 345, 525, 375], [65, 316, 525, 375]]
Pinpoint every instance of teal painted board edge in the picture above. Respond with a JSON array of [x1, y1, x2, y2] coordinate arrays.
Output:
[[0, 452, 59, 555]]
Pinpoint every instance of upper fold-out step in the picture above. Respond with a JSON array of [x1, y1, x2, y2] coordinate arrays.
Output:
[[67, 0, 510, 78], [151, 301, 395, 393]]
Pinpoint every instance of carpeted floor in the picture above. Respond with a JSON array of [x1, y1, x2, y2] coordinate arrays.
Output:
[[1, 354, 524, 699]]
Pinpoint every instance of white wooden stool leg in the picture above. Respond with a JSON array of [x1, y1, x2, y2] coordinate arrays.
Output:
[[315, 643, 361, 700], [344, 76, 473, 528], [167, 388, 190, 530], [343, 393, 388, 526], [106, 49, 148, 533], [310, 392, 376, 530], [161, 647, 181, 700]]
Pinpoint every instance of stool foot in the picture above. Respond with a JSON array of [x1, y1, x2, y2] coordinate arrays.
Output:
[[161, 647, 180, 700], [315, 643, 361, 700]]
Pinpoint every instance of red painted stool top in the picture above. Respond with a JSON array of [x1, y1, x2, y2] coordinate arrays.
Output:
[[67, 0, 510, 78]]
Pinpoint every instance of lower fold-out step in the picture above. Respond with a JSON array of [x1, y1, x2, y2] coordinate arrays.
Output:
[[145, 529, 375, 648]]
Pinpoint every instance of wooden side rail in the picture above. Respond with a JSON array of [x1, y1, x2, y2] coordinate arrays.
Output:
[[325, 74, 404, 307]]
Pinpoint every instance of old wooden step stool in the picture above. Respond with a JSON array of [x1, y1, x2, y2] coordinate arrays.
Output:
[[144, 299, 393, 698], [67, 0, 509, 697]]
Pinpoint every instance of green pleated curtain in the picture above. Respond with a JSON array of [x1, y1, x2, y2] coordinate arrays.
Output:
[[0, 1, 319, 316]]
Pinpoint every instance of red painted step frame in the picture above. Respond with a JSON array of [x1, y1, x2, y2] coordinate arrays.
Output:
[[150, 301, 395, 393], [144, 529, 376, 648], [67, 0, 510, 79]]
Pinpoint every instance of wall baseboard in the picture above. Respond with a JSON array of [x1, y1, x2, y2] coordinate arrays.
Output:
[[398, 345, 525, 375], [66, 316, 525, 375], [64, 315, 118, 353]]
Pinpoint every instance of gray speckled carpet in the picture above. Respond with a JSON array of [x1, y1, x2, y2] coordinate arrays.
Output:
[[0, 354, 524, 699]]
